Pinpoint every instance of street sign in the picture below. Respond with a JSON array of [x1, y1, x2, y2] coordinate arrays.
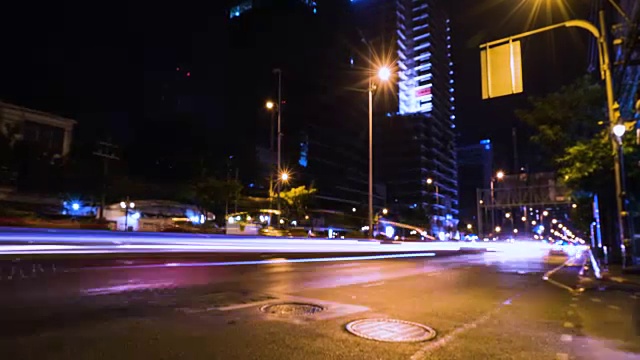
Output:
[[481, 40, 524, 99]]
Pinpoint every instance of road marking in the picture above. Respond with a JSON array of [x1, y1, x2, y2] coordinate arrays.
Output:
[[569, 303, 577, 307], [607, 305, 620, 310], [560, 334, 573, 342], [563, 322, 574, 328], [591, 298, 602, 303], [567, 310, 574, 316], [409, 295, 518, 359], [542, 253, 586, 293], [631, 295, 638, 300], [362, 281, 385, 288], [571, 297, 579, 301], [556, 353, 569, 360]]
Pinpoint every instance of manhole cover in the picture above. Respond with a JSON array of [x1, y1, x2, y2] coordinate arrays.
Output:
[[345, 318, 437, 342], [260, 303, 324, 316]]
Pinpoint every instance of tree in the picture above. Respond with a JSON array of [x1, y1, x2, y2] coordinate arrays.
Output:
[[515, 75, 605, 169], [516, 74, 640, 234], [274, 185, 317, 219], [186, 177, 243, 221]]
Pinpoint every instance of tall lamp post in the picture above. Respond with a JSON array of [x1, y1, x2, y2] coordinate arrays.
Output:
[[274, 69, 283, 220], [266, 70, 284, 222], [119, 198, 135, 232], [426, 178, 440, 232], [490, 170, 505, 234], [265, 100, 276, 212], [612, 122, 635, 265], [367, 65, 391, 238]]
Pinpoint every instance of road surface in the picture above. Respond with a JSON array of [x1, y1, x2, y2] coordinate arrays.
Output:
[[1, 247, 639, 359]]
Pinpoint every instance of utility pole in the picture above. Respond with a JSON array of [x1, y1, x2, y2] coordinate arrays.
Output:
[[274, 68, 283, 225], [93, 141, 119, 220], [512, 127, 519, 173]]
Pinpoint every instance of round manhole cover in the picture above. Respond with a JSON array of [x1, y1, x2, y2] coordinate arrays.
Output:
[[260, 303, 324, 316], [345, 318, 437, 342]]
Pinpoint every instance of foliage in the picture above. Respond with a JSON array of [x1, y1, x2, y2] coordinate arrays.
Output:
[[272, 185, 317, 219], [515, 75, 605, 166], [186, 177, 243, 218], [517, 74, 640, 232]]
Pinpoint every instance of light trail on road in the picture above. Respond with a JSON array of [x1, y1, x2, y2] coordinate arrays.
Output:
[[0, 227, 557, 256]]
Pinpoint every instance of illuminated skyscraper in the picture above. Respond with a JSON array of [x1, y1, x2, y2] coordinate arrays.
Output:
[[371, 0, 459, 236]]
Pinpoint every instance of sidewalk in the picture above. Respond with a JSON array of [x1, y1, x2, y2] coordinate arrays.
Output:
[[601, 264, 640, 289]]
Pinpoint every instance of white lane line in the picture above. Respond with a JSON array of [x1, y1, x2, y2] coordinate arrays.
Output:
[[607, 305, 620, 310], [560, 334, 573, 342], [409, 295, 519, 359], [542, 253, 586, 293], [362, 281, 385, 288], [563, 322, 574, 328], [591, 298, 602, 303], [569, 303, 577, 307], [556, 353, 569, 360], [567, 310, 574, 316]]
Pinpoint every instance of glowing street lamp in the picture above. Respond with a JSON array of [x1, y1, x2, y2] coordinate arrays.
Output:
[[542, 210, 549, 216], [378, 66, 392, 81], [265, 100, 275, 110], [612, 124, 626, 137], [467, 224, 473, 230], [366, 62, 393, 238], [280, 171, 290, 182], [496, 170, 505, 180], [505, 213, 511, 218], [120, 198, 135, 232], [495, 226, 502, 233]]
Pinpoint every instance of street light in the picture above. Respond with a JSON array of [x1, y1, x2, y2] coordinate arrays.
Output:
[[542, 210, 549, 216], [280, 171, 290, 182], [513, 228, 518, 234], [490, 170, 505, 234], [552, 219, 558, 224], [426, 178, 440, 229], [265, 101, 275, 110], [613, 124, 626, 138], [366, 62, 392, 238], [120, 198, 135, 232], [378, 66, 391, 81], [495, 226, 502, 233], [505, 213, 511, 218], [467, 224, 473, 230], [272, 69, 284, 225]]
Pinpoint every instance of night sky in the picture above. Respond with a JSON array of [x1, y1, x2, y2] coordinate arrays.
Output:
[[0, 0, 596, 174]]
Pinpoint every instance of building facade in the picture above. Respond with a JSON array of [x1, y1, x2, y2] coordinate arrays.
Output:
[[367, 0, 458, 236], [457, 139, 493, 226], [0, 101, 75, 158]]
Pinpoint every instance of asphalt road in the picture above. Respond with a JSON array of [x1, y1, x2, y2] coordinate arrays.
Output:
[[1, 248, 639, 359]]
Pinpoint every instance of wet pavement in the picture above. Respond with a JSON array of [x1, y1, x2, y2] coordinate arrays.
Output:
[[1, 248, 639, 359]]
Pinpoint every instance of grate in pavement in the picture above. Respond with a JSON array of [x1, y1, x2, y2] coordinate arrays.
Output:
[[260, 303, 324, 316], [345, 318, 437, 342]]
